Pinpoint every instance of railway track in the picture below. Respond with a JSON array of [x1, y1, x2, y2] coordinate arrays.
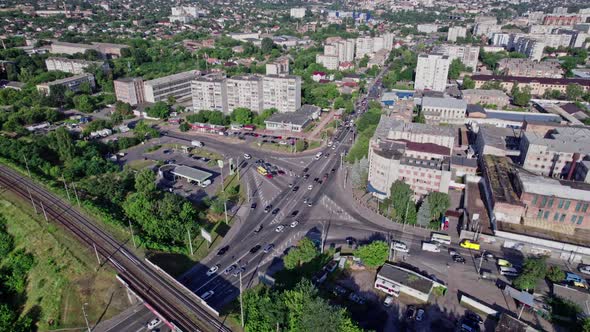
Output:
[[0, 165, 232, 332]]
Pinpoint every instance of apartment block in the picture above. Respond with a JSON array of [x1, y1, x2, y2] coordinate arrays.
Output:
[[114, 77, 145, 106], [50, 41, 128, 58], [266, 56, 290, 75], [421, 96, 467, 125], [355, 36, 374, 59], [290, 7, 306, 18], [316, 54, 339, 70], [414, 53, 450, 92], [262, 75, 301, 113], [543, 14, 582, 26], [226, 75, 263, 113], [434, 45, 479, 72], [519, 127, 590, 179], [497, 58, 563, 78], [36, 73, 95, 95], [45, 57, 107, 75], [368, 118, 454, 199], [461, 89, 510, 108], [447, 26, 467, 42], [417, 24, 438, 33], [191, 74, 228, 113], [511, 36, 545, 61], [143, 70, 200, 103], [473, 22, 500, 37], [471, 75, 590, 96]]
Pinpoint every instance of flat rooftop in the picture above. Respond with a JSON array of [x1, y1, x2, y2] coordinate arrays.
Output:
[[171, 165, 213, 182], [481, 155, 522, 206], [377, 263, 434, 294]]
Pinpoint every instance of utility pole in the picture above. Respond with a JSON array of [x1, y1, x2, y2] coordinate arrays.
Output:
[[402, 198, 410, 233], [23, 155, 32, 177], [72, 183, 81, 208], [82, 303, 91, 332], [93, 243, 101, 265], [128, 219, 137, 248], [477, 250, 485, 276], [239, 271, 244, 328], [26, 186, 37, 214], [62, 175, 71, 201], [40, 201, 48, 221], [187, 227, 194, 256]]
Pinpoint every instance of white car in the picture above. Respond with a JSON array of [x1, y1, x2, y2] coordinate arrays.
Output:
[[275, 225, 285, 232], [206, 265, 219, 276], [290, 220, 299, 228], [147, 318, 161, 329], [579, 265, 590, 275], [308, 184, 313, 190], [200, 290, 215, 300], [243, 153, 251, 159], [393, 242, 409, 253]]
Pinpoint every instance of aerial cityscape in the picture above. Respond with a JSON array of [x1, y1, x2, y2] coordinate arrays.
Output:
[[2, 0, 590, 331]]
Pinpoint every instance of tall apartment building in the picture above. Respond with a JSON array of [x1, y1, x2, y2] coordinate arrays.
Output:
[[510, 36, 545, 61], [266, 56, 290, 75], [36, 73, 95, 95], [143, 70, 200, 103], [473, 21, 500, 37], [519, 127, 590, 179], [262, 75, 301, 113], [114, 77, 145, 106], [45, 57, 107, 74], [447, 26, 467, 42], [290, 7, 306, 18], [414, 53, 450, 92], [354, 33, 394, 60], [497, 58, 563, 78], [434, 45, 479, 72], [355, 36, 374, 59], [421, 96, 467, 125], [191, 74, 228, 113], [317, 38, 355, 69], [316, 54, 339, 70], [543, 14, 582, 26], [226, 75, 264, 113], [417, 24, 439, 33], [368, 118, 454, 199], [169, 6, 205, 23]]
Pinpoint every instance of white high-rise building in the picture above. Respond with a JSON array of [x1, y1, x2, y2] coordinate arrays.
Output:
[[262, 75, 301, 113], [355, 36, 374, 59], [447, 26, 467, 42], [290, 8, 306, 18], [434, 45, 479, 72], [191, 75, 228, 113], [143, 70, 200, 103], [414, 53, 450, 92], [316, 54, 339, 70], [226, 75, 264, 113]]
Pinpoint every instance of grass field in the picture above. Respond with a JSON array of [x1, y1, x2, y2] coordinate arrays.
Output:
[[0, 194, 129, 330]]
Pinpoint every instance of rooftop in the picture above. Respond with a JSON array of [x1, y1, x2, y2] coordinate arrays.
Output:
[[479, 125, 522, 151], [374, 117, 455, 140], [422, 96, 467, 110], [518, 170, 590, 201], [38, 73, 94, 86], [524, 127, 590, 154], [265, 105, 318, 125], [47, 57, 104, 65], [482, 155, 523, 206], [144, 70, 200, 86], [377, 263, 434, 295], [170, 165, 212, 182], [472, 74, 590, 88], [461, 89, 508, 97]]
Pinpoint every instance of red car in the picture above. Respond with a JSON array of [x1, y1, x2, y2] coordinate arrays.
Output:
[[265, 174, 273, 179]]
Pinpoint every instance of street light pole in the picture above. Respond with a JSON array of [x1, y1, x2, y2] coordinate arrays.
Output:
[[82, 303, 91, 332], [187, 227, 194, 256], [239, 271, 244, 328], [128, 219, 137, 248]]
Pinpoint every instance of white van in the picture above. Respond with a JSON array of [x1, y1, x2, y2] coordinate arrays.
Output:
[[315, 152, 323, 160], [499, 266, 519, 276], [431, 233, 451, 245]]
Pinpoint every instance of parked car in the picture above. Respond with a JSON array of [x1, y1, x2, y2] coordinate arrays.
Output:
[[272, 208, 280, 215], [217, 246, 229, 256], [393, 242, 409, 253], [206, 265, 219, 276], [452, 255, 466, 264], [249, 244, 261, 254], [405, 305, 416, 320], [147, 318, 161, 329], [416, 308, 425, 321], [579, 265, 590, 275], [383, 296, 394, 307], [263, 244, 274, 253], [290, 220, 299, 228], [200, 290, 215, 300], [243, 153, 252, 159], [275, 225, 285, 232], [308, 184, 313, 190]]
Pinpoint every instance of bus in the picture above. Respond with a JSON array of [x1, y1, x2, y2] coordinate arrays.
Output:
[[257, 166, 268, 176], [431, 233, 451, 245]]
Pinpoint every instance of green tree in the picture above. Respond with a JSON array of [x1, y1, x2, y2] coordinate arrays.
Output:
[[283, 238, 319, 269], [512, 85, 532, 107], [417, 197, 432, 227], [428, 192, 450, 220], [261, 37, 275, 54], [566, 83, 584, 101], [295, 139, 306, 152], [448, 58, 468, 79], [73, 94, 95, 113], [49, 127, 76, 163], [354, 241, 388, 267], [179, 122, 190, 132], [546, 266, 565, 283], [254, 108, 278, 126], [462, 76, 475, 89], [390, 180, 416, 224], [146, 101, 171, 119], [543, 89, 563, 100], [134, 168, 156, 196], [513, 257, 547, 290], [230, 107, 254, 124], [134, 120, 160, 140]]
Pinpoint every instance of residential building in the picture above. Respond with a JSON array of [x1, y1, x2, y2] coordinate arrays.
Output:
[[447, 26, 467, 42], [414, 54, 450, 92], [289, 7, 306, 18], [574, 160, 590, 183], [368, 118, 454, 199], [50, 41, 128, 58], [228, 32, 260, 43], [497, 59, 563, 78], [266, 56, 290, 75], [264, 105, 320, 132], [368, 49, 389, 68], [473, 21, 500, 37], [45, 57, 107, 75], [475, 125, 522, 157], [374, 263, 436, 302], [262, 75, 301, 113], [355, 36, 374, 59], [421, 96, 467, 125], [461, 89, 510, 108], [143, 70, 200, 103], [354, 34, 394, 60], [543, 14, 582, 26], [417, 24, 438, 33], [471, 75, 590, 96], [114, 77, 145, 106], [316, 54, 339, 70], [191, 74, 228, 113], [434, 45, 479, 72], [226, 75, 263, 113], [317, 38, 355, 69], [519, 127, 590, 179], [511, 36, 545, 61], [36, 73, 95, 95]]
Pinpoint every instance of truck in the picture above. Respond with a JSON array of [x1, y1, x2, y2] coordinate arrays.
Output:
[[431, 233, 451, 245], [191, 140, 204, 147], [460, 239, 481, 251], [422, 242, 441, 252]]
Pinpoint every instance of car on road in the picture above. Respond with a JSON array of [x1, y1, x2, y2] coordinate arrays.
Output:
[[275, 225, 285, 232], [292, 186, 299, 192], [147, 318, 161, 329], [290, 210, 299, 217], [303, 167, 309, 173], [243, 153, 251, 159], [452, 255, 466, 264], [303, 174, 310, 179], [416, 308, 425, 321], [277, 170, 285, 175], [579, 265, 590, 275], [206, 265, 219, 276], [232, 267, 246, 277], [289, 183, 293, 188], [200, 290, 215, 300], [250, 244, 261, 254], [272, 208, 280, 215], [290, 220, 299, 228], [263, 244, 274, 253], [264, 205, 272, 213], [163, 149, 171, 154], [405, 305, 416, 320], [307, 200, 313, 207], [217, 246, 229, 256], [313, 177, 319, 182], [383, 296, 394, 307], [224, 264, 237, 275], [331, 168, 336, 173], [393, 242, 409, 253], [304, 198, 309, 204], [460, 240, 481, 250], [251, 202, 257, 209], [253, 224, 263, 234], [308, 184, 313, 190]]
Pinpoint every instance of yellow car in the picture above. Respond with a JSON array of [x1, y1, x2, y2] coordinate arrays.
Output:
[[496, 259, 512, 267], [460, 240, 481, 251]]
